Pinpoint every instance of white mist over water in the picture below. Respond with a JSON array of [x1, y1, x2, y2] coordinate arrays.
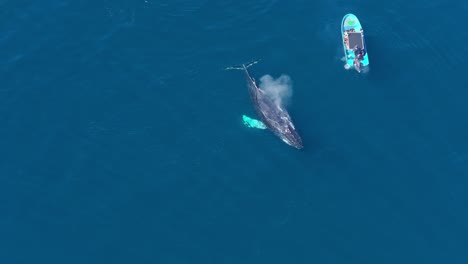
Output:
[[258, 74, 293, 107]]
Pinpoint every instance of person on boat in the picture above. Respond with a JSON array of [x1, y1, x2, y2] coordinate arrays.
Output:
[[353, 46, 365, 72], [354, 46, 366, 58]]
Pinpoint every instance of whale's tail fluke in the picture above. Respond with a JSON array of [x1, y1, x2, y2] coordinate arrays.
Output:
[[225, 59, 260, 70]]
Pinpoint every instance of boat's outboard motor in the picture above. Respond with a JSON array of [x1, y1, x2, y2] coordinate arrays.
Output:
[[354, 59, 361, 73]]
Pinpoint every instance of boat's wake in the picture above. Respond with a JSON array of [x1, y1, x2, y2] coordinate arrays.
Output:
[[341, 56, 353, 69], [360, 66, 370, 74], [341, 56, 370, 73]]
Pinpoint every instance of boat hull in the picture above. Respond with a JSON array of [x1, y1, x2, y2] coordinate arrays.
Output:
[[341, 14, 369, 71]]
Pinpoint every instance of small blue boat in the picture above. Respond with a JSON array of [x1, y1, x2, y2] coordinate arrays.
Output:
[[341, 14, 369, 72]]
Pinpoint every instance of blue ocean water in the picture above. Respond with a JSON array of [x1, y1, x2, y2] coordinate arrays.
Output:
[[1, 0, 468, 263]]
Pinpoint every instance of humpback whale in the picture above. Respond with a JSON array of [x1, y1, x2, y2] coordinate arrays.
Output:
[[227, 60, 303, 149]]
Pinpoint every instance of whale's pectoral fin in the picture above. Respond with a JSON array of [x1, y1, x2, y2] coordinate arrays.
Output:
[[242, 115, 267, 129]]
